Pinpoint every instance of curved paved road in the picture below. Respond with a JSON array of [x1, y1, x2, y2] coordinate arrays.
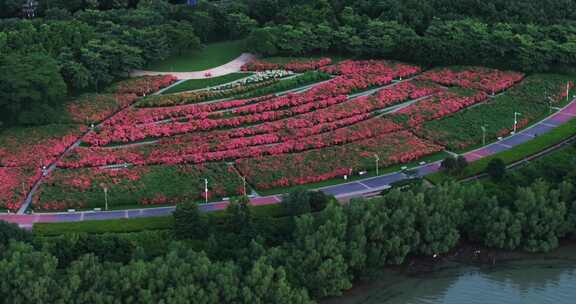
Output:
[[131, 53, 257, 80], [2, 99, 575, 229]]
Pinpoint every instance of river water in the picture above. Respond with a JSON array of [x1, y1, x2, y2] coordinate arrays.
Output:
[[325, 245, 576, 304]]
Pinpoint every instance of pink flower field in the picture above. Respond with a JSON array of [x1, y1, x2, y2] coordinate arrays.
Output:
[[4, 60, 560, 211]]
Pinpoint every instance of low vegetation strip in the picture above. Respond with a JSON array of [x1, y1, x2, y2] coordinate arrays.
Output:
[[161, 73, 252, 94], [33, 203, 287, 236], [33, 216, 175, 236]]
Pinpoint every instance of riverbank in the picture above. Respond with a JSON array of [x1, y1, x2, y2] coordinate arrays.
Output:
[[324, 242, 576, 304]]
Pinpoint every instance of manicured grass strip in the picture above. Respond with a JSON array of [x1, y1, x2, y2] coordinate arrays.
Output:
[[33, 216, 175, 236], [33, 203, 287, 236], [238, 71, 332, 99], [146, 40, 245, 72], [162, 73, 252, 94], [263, 55, 348, 64], [427, 117, 576, 184]]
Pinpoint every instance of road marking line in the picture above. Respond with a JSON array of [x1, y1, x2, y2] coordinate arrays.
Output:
[[558, 112, 576, 117], [519, 133, 535, 138], [541, 122, 558, 128], [357, 182, 371, 189], [497, 143, 513, 149]]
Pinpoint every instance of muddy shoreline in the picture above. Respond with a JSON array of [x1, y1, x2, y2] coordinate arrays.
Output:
[[323, 240, 576, 303]]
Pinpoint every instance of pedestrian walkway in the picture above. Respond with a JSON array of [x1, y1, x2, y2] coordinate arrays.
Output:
[[131, 53, 256, 80]]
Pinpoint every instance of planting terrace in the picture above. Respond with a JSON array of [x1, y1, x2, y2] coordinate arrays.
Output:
[[1, 57, 574, 217]]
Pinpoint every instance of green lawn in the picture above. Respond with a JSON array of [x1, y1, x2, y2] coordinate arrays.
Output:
[[263, 54, 349, 64], [427, 117, 576, 184], [162, 73, 252, 94], [146, 40, 246, 72]]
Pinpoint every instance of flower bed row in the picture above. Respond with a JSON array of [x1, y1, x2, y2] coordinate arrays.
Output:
[[90, 62, 423, 145], [416, 74, 575, 150], [67, 75, 178, 124], [235, 131, 443, 190], [122, 72, 332, 125], [393, 88, 488, 127], [33, 162, 243, 211], [68, 94, 139, 125], [150, 80, 441, 146], [321, 60, 420, 78], [0, 167, 40, 211], [241, 58, 332, 72], [417, 66, 525, 94], [61, 80, 445, 167], [109, 75, 178, 96], [60, 116, 402, 168], [83, 94, 351, 146], [0, 124, 87, 167]]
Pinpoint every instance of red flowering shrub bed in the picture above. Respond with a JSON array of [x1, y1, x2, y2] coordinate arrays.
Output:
[[66, 75, 177, 124], [241, 58, 332, 72], [321, 60, 421, 79], [0, 167, 40, 211], [144, 80, 439, 143], [0, 124, 87, 167], [109, 75, 178, 96], [415, 74, 575, 150], [68, 94, 139, 124], [393, 88, 488, 127], [417, 66, 525, 94], [60, 117, 403, 168], [88, 62, 424, 146], [84, 95, 352, 146], [34, 162, 242, 211], [235, 131, 443, 190]]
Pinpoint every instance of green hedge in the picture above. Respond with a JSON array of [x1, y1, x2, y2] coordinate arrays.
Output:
[[238, 71, 331, 99], [33, 203, 287, 236], [161, 73, 251, 94]]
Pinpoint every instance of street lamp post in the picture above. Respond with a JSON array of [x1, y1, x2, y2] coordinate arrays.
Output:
[[104, 187, 109, 211], [513, 112, 522, 134], [547, 96, 555, 114], [204, 178, 208, 204], [481, 125, 487, 146], [374, 154, 380, 176], [242, 176, 247, 196]]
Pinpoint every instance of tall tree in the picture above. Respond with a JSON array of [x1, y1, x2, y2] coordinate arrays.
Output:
[[0, 52, 67, 125]]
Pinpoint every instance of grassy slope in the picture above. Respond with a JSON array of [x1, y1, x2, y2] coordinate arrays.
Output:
[[256, 152, 450, 196], [161, 73, 251, 94], [146, 40, 245, 72], [427, 117, 576, 184]]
